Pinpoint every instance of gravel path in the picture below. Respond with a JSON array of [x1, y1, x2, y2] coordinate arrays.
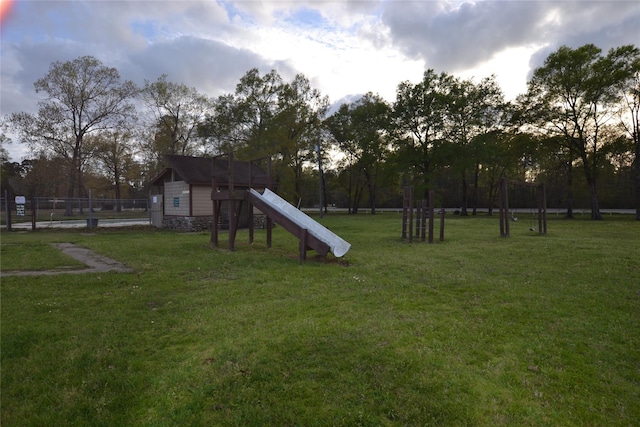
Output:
[[1, 243, 133, 276]]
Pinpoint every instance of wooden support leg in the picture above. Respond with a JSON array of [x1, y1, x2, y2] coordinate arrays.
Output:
[[299, 228, 308, 262], [408, 186, 414, 243], [537, 190, 543, 235], [211, 200, 221, 247], [249, 202, 254, 244], [402, 187, 408, 240], [428, 190, 435, 244], [229, 200, 244, 250], [229, 200, 236, 251], [416, 202, 422, 239], [504, 179, 510, 237], [498, 178, 505, 237], [421, 199, 427, 241], [542, 184, 547, 235]]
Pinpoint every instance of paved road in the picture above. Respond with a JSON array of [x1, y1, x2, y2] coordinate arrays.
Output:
[[9, 217, 151, 230]]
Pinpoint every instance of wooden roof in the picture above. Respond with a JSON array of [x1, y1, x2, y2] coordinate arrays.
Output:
[[150, 155, 269, 188]]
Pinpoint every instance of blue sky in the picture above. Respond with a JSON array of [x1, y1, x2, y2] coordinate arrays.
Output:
[[1, 0, 639, 160]]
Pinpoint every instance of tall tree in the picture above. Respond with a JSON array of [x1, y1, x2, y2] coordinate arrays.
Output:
[[325, 103, 364, 213], [527, 44, 639, 220], [201, 69, 328, 202], [141, 74, 212, 175], [326, 93, 391, 214], [442, 75, 505, 216], [90, 131, 138, 211], [615, 56, 640, 219], [391, 70, 451, 196], [273, 73, 329, 201], [201, 68, 282, 157], [7, 56, 138, 215]]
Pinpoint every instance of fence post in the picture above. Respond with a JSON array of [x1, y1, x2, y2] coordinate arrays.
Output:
[[5, 190, 11, 231], [88, 190, 94, 230], [428, 190, 435, 243], [31, 198, 36, 231], [402, 187, 408, 240]]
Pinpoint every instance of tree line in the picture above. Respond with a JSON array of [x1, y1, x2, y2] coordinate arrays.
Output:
[[2, 43, 639, 220]]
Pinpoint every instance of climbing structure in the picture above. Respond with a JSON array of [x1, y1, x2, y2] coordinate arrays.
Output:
[[210, 153, 351, 261]]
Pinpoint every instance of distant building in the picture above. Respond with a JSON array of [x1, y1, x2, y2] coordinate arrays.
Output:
[[149, 155, 270, 231]]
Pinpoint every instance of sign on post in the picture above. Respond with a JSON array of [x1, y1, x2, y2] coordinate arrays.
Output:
[[15, 195, 26, 217]]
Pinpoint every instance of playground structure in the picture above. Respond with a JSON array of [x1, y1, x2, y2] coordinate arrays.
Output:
[[210, 153, 350, 261], [498, 177, 547, 237], [402, 186, 445, 243]]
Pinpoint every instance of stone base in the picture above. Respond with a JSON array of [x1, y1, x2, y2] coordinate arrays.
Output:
[[162, 215, 268, 232]]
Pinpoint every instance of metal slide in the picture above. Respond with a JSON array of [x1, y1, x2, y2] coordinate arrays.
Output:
[[247, 188, 351, 257]]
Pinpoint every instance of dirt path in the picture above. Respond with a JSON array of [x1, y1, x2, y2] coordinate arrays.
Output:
[[1, 243, 133, 277]]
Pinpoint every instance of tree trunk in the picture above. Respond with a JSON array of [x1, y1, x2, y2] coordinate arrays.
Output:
[[64, 161, 77, 216], [565, 160, 574, 219], [588, 181, 602, 220], [487, 178, 495, 216], [115, 182, 122, 212], [366, 171, 376, 215], [347, 166, 353, 214], [351, 184, 361, 214], [322, 173, 328, 214], [472, 161, 480, 216], [581, 154, 602, 220], [77, 169, 85, 215]]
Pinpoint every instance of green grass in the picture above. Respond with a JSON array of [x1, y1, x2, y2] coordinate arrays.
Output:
[[1, 214, 639, 426], [1, 234, 87, 271]]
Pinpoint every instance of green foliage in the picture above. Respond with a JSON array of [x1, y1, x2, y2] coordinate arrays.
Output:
[[140, 74, 213, 178], [2, 215, 639, 425], [199, 69, 328, 203], [325, 92, 393, 212], [526, 44, 640, 219], [5, 45, 640, 217]]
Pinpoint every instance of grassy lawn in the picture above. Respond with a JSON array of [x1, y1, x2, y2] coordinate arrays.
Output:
[[1, 214, 639, 426]]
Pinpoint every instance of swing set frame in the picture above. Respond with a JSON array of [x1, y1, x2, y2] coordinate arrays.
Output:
[[498, 177, 547, 237]]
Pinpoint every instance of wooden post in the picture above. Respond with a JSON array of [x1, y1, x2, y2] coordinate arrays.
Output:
[[5, 190, 11, 231], [266, 157, 273, 248], [248, 159, 254, 244], [299, 228, 308, 261], [498, 178, 505, 236], [542, 183, 547, 234], [31, 198, 36, 231], [249, 205, 254, 244], [415, 201, 420, 239], [402, 187, 408, 240], [228, 154, 236, 251], [439, 208, 445, 242], [408, 186, 414, 243], [504, 179, 510, 237], [428, 190, 435, 244], [498, 177, 510, 237], [537, 186, 543, 235], [211, 157, 219, 246], [420, 199, 427, 241]]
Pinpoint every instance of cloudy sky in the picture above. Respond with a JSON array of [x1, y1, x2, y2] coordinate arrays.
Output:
[[1, 0, 639, 160]]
